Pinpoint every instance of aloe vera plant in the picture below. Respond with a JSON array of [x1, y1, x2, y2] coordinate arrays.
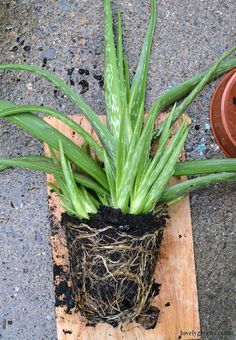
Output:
[[1, 1, 236, 219], [1, 0, 236, 327]]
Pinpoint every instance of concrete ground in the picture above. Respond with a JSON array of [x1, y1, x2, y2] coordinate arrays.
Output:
[[0, 0, 235, 339]]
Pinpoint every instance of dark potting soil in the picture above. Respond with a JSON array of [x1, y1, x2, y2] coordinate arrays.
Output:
[[61, 206, 166, 329], [54, 264, 75, 313], [62, 205, 167, 237], [49, 214, 76, 314]]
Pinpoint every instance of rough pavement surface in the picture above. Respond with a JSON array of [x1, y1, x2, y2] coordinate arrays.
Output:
[[0, 1, 235, 339]]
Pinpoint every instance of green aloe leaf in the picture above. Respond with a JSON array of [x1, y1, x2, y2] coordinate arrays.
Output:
[[174, 158, 236, 176], [0, 100, 108, 190], [130, 116, 190, 214], [49, 146, 109, 196], [0, 156, 62, 176], [0, 64, 115, 158], [153, 46, 236, 137], [103, 150, 116, 207], [171, 46, 236, 124], [116, 9, 132, 140], [59, 141, 90, 218], [103, 0, 123, 141], [48, 182, 77, 216], [142, 127, 189, 213], [0, 104, 103, 159], [115, 97, 160, 210], [115, 8, 132, 184], [123, 56, 130, 103], [0, 101, 108, 190], [129, 0, 157, 131], [152, 57, 236, 119], [117, 11, 131, 106], [48, 146, 83, 212], [134, 104, 176, 192], [0, 155, 54, 172], [162, 172, 236, 204], [117, 9, 125, 102], [0, 154, 108, 196]]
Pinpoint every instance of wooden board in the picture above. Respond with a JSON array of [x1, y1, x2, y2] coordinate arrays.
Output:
[[44, 115, 200, 340]]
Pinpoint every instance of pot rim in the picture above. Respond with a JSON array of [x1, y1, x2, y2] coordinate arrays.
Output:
[[221, 71, 236, 148], [210, 68, 236, 157]]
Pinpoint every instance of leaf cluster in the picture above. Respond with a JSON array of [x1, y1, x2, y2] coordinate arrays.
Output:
[[1, 0, 236, 219]]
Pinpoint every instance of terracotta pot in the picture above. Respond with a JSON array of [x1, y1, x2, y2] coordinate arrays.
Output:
[[210, 69, 236, 157]]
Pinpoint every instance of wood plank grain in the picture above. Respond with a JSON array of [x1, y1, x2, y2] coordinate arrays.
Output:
[[44, 115, 200, 340]]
